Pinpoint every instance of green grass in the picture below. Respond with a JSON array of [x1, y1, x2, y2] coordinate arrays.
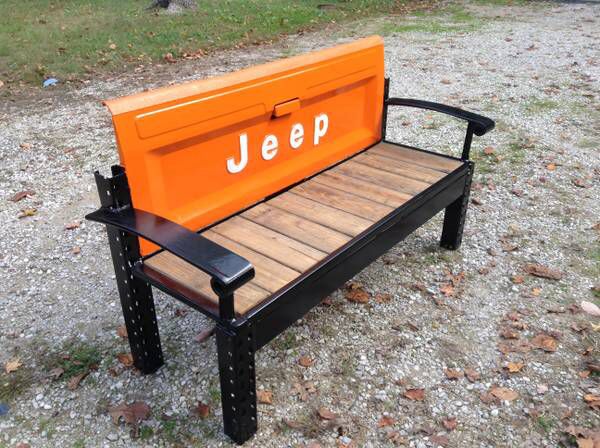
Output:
[[379, 4, 482, 35], [139, 425, 154, 441], [524, 97, 559, 114], [72, 439, 86, 448], [52, 343, 102, 380], [0, 0, 405, 85], [536, 415, 555, 433]]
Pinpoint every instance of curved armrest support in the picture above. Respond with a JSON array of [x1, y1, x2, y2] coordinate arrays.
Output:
[[386, 98, 495, 136], [86, 206, 254, 297]]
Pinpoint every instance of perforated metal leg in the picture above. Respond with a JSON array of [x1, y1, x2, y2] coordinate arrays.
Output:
[[216, 324, 257, 445], [440, 162, 474, 251], [107, 227, 164, 373], [95, 166, 164, 374]]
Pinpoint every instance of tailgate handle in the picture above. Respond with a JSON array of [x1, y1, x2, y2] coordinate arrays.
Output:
[[273, 98, 301, 118]]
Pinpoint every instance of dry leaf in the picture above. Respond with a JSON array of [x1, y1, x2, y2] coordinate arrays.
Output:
[[298, 355, 314, 368], [117, 353, 134, 367], [581, 301, 600, 317], [440, 283, 455, 297], [374, 293, 392, 303], [483, 146, 495, 155], [442, 417, 457, 431], [18, 208, 37, 218], [20, 142, 32, 150], [64, 221, 80, 230], [583, 394, 600, 409], [344, 284, 370, 303], [480, 392, 497, 404], [71, 246, 81, 255], [524, 263, 563, 280], [403, 388, 425, 401], [377, 415, 395, 428], [116, 325, 128, 339], [108, 401, 151, 426], [109, 43, 117, 50], [444, 368, 463, 380], [194, 327, 215, 343], [4, 358, 22, 373], [531, 333, 558, 352], [67, 372, 88, 390], [490, 386, 519, 401], [465, 368, 481, 382], [192, 401, 210, 418], [512, 275, 525, 284], [500, 328, 520, 340], [257, 390, 273, 405], [9, 190, 34, 202], [573, 178, 589, 188], [505, 362, 524, 373], [430, 435, 449, 447], [48, 367, 64, 379], [546, 163, 556, 171], [317, 407, 337, 420], [440, 79, 451, 84]]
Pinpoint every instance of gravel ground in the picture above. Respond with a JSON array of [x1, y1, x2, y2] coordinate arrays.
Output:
[[1, 1, 599, 447]]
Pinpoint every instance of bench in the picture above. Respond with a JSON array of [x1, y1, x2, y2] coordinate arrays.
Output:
[[86, 36, 494, 444]]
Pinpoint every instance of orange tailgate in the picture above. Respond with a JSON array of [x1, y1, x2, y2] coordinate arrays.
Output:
[[104, 36, 385, 255]]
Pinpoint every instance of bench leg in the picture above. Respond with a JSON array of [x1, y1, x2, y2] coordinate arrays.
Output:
[[108, 227, 164, 374], [216, 324, 258, 445], [440, 163, 474, 251]]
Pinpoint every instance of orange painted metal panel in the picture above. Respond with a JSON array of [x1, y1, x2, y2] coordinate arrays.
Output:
[[104, 36, 385, 255]]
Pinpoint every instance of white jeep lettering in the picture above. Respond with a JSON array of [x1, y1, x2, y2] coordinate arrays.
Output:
[[261, 134, 278, 160], [289, 123, 304, 149], [314, 113, 328, 145], [226, 133, 249, 173], [226, 113, 330, 173]]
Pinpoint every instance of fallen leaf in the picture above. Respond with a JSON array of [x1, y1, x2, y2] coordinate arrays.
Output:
[[4, 358, 22, 373], [109, 43, 117, 50], [48, 367, 64, 379], [344, 283, 370, 303], [441, 79, 451, 85], [483, 146, 495, 155], [581, 301, 600, 317], [108, 401, 151, 426], [116, 325, 128, 339], [464, 368, 481, 382], [440, 283, 455, 297], [163, 52, 176, 63], [444, 368, 463, 380], [505, 362, 524, 373], [500, 327, 520, 340], [67, 372, 88, 390], [298, 355, 314, 367], [490, 386, 519, 401], [257, 390, 273, 405], [374, 293, 392, 303], [479, 392, 497, 404], [512, 275, 525, 284], [18, 208, 37, 218], [531, 333, 558, 352], [583, 394, 600, 409], [117, 353, 134, 367], [192, 401, 210, 418], [194, 326, 215, 343], [572, 178, 589, 188], [403, 388, 425, 401], [377, 415, 395, 428], [524, 263, 563, 280], [71, 246, 81, 255], [282, 418, 302, 429], [9, 190, 35, 202], [430, 435, 449, 446], [442, 417, 457, 431], [19, 142, 32, 150], [546, 163, 556, 171], [579, 370, 591, 378], [531, 287, 542, 296], [317, 407, 337, 420]]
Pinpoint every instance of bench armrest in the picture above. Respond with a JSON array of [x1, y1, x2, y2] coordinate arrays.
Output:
[[86, 206, 255, 299], [385, 97, 495, 160]]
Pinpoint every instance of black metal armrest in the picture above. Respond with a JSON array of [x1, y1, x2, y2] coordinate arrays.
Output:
[[385, 96, 495, 160], [86, 206, 255, 299]]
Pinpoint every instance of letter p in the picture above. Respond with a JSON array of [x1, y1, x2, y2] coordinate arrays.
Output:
[[313, 113, 329, 145]]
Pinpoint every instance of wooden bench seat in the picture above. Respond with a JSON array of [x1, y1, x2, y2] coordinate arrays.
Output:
[[144, 142, 462, 315]]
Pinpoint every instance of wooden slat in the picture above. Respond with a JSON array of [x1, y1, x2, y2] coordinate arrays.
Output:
[[293, 180, 394, 220], [144, 251, 269, 315], [334, 160, 431, 195], [372, 143, 462, 173], [211, 216, 326, 272], [242, 203, 351, 253], [354, 152, 446, 184], [314, 171, 412, 207], [267, 192, 373, 236], [204, 230, 299, 292]]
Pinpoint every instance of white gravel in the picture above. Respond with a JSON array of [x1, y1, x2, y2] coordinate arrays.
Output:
[[1, 1, 599, 447]]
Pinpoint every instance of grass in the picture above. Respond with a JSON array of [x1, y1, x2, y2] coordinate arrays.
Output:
[[52, 343, 103, 380], [379, 4, 482, 35], [536, 415, 555, 433], [524, 97, 559, 114], [0, 0, 406, 85]]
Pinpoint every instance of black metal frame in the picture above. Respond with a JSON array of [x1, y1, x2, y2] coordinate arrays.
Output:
[[86, 78, 493, 444]]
